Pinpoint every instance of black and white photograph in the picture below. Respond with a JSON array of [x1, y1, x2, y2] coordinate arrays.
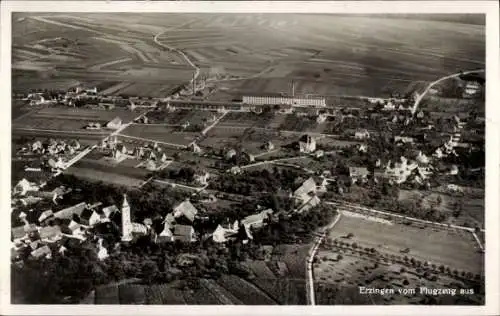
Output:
[[1, 1, 499, 314]]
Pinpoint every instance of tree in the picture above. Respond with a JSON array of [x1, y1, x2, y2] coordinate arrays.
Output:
[[141, 260, 159, 285], [410, 257, 416, 266]]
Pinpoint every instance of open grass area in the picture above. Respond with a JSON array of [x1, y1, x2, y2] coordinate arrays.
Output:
[[12, 106, 141, 131], [328, 213, 483, 274], [119, 124, 198, 147], [65, 157, 149, 187]]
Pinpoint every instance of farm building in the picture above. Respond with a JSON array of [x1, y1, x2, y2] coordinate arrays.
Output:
[[54, 202, 87, 220], [298, 135, 316, 153], [106, 117, 122, 130], [241, 209, 274, 230], [242, 96, 326, 107]]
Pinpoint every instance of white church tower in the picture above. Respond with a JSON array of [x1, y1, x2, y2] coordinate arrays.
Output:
[[121, 194, 133, 242]]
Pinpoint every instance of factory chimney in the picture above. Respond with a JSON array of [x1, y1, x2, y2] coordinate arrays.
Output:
[[192, 73, 196, 96]]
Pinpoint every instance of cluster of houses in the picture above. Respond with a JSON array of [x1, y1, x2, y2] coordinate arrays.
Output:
[[21, 139, 81, 156], [17, 139, 82, 173], [101, 136, 170, 171], [11, 188, 281, 263]]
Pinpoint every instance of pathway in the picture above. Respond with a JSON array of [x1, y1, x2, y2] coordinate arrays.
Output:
[[411, 69, 484, 115], [306, 212, 342, 305]]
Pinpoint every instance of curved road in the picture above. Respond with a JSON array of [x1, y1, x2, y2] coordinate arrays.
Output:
[[411, 69, 485, 115], [153, 31, 201, 93]]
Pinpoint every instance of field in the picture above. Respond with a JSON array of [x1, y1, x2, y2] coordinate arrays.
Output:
[[119, 124, 199, 147], [12, 107, 141, 131], [65, 154, 151, 187], [13, 13, 485, 99], [147, 109, 220, 126], [327, 212, 483, 274]]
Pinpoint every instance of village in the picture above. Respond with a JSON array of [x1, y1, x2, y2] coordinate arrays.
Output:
[[10, 67, 486, 305]]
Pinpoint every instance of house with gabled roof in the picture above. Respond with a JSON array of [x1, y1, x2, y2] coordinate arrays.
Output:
[[212, 221, 239, 243], [241, 209, 273, 230], [106, 117, 122, 130], [293, 177, 317, 205], [298, 135, 316, 153], [173, 200, 198, 223], [54, 202, 87, 220], [156, 222, 174, 243], [297, 195, 321, 213]]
